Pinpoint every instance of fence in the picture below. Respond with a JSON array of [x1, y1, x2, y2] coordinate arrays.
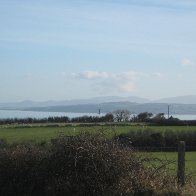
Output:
[[178, 141, 185, 186], [135, 145, 196, 152], [136, 141, 196, 187]]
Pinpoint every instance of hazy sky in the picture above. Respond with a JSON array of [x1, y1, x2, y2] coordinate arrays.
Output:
[[1, 0, 196, 102]]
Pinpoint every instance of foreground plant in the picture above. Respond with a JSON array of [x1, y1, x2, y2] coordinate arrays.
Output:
[[0, 132, 190, 195]]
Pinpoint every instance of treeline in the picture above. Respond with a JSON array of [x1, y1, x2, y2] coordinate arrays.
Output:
[[0, 117, 69, 124], [0, 113, 114, 125], [0, 111, 196, 126], [136, 112, 196, 126]]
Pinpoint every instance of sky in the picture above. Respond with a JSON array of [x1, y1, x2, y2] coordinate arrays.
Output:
[[0, 0, 196, 102]]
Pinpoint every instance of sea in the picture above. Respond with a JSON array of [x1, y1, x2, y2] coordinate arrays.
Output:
[[0, 109, 196, 120], [0, 110, 102, 119]]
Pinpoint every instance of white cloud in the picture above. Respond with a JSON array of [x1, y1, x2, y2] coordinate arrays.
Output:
[[119, 81, 135, 92], [71, 70, 163, 93], [181, 58, 195, 67], [116, 72, 146, 80], [76, 71, 109, 79], [74, 71, 149, 81]]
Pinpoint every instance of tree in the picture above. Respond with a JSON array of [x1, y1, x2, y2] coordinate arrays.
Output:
[[153, 113, 165, 120], [112, 110, 131, 122], [103, 113, 114, 122], [137, 112, 153, 122]]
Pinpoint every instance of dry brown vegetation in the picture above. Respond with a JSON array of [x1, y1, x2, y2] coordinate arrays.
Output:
[[0, 131, 194, 195]]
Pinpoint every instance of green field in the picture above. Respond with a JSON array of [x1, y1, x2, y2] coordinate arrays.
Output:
[[0, 124, 196, 179], [1, 124, 196, 143], [0, 124, 117, 143], [0, 126, 87, 143], [147, 151, 196, 179]]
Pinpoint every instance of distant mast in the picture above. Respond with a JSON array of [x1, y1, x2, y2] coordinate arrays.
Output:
[[98, 109, 101, 116], [168, 105, 170, 119]]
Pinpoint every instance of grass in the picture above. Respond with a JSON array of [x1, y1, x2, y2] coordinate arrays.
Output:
[[1, 123, 196, 177], [0, 125, 116, 143], [0, 133, 184, 195], [1, 123, 196, 176], [1, 124, 196, 143], [147, 151, 196, 179], [0, 124, 196, 194], [0, 126, 82, 143]]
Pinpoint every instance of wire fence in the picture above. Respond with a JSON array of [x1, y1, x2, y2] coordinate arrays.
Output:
[[135, 146, 196, 152], [136, 143, 196, 183]]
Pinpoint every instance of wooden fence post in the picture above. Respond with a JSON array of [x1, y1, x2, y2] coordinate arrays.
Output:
[[178, 141, 185, 186]]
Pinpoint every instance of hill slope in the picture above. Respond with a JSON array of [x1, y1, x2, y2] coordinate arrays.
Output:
[[19, 102, 196, 115]]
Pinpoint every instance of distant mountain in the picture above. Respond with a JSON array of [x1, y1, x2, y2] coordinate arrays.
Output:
[[20, 102, 138, 114], [0, 96, 150, 109], [155, 95, 196, 104], [88, 96, 150, 104], [19, 102, 196, 115], [0, 100, 63, 109], [1, 95, 196, 114]]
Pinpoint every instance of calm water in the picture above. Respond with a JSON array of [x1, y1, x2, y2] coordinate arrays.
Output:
[[0, 110, 101, 119], [0, 110, 196, 120], [168, 114, 196, 120]]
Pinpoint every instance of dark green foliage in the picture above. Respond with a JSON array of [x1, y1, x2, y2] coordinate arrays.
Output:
[[136, 112, 153, 122], [0, 114, 115, 125], [0, 138, 8, 148], [118, 128, 196, 150]]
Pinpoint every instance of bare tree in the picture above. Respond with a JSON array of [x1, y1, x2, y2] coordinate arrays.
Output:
[[112, 110, 131, 122]]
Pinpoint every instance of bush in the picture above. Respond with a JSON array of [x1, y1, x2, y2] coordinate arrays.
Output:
[[118, 128, 196, 150], [0, 132, 184, 195]]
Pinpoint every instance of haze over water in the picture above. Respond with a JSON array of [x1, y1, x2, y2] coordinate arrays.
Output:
[[0, 110, 195, 120], [0, 110, 102, 120]]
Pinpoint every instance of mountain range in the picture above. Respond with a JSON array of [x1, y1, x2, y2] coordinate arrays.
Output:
[[0, 96, 150, 108], [154, 95, 196, 104], [1, 95, 196, 115]]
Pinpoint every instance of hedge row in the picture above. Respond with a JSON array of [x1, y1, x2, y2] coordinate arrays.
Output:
[[118, 128, 196, 150]]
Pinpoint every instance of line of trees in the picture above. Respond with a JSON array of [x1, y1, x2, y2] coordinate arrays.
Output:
[[0, 109, 195, 125], [0, 110, 134, 124], [0, 113, 114, 125]]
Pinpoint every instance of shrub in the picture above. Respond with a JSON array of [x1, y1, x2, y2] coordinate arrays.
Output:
[[0, 132, 184, 195], [119, 128, 196, 150]]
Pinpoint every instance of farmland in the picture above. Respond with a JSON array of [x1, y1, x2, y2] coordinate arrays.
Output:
[[1, 124, 196, 174], [0, 123, 196, 142], [0, 123, 196, 171], [146, 151, 196, 179], [1, 123, 196, 143], [0, 123, 196, 194]]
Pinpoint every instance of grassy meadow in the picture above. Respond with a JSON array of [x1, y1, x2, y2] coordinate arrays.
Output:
[[0, 124, 112, 143], [1, 123, 196, 176], [146, 151, 196, 179], [1, 123, 196, 143]]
